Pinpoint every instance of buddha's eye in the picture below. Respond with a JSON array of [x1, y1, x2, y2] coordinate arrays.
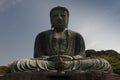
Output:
[[53, 15, 58, 17], [61, 15, 65, 17]]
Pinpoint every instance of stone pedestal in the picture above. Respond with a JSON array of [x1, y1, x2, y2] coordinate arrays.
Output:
[[0, 71, 120, 80]]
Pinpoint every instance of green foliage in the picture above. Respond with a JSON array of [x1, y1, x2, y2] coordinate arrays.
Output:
[[0, 66, 9, 74], [86, 49, 120, 75]]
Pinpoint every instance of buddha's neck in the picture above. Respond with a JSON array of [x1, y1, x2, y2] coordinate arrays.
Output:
[[54, 28, 66, 33], [52, 28, 66, 39]]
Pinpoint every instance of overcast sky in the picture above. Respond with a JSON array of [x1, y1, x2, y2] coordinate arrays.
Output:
[[0, 0, 120, 65]]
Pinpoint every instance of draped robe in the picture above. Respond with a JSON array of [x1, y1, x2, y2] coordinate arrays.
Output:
[[34, 29, 85, 58], [10, 29, 111, 72]]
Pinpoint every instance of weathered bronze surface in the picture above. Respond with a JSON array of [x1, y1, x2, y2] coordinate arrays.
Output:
[[10, 6, 111, 73]]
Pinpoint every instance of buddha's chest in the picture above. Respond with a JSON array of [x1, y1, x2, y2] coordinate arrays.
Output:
[[51, 32, 68, 53]]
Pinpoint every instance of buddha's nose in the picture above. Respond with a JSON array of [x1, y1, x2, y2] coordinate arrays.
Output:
[[58, 15, 62, 20], [57, 17, 62, 24]]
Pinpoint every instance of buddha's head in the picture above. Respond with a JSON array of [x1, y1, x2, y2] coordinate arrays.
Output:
[[50, 6, 69, 30]]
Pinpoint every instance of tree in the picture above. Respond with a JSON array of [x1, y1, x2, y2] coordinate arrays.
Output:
[[0, 66, 9, 74]]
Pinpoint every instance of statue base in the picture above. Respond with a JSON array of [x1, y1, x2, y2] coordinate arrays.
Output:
[[0, 71, 120, 80]]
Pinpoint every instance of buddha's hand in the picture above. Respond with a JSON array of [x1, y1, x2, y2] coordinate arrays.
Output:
[[54, 57, 66, 72], [47, 55, 73, 61]]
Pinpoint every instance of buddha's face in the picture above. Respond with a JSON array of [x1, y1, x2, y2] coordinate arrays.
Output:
[[50, 9, 68, 30]]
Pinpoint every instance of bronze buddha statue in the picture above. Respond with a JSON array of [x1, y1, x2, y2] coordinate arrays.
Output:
[[10, 6, 111, 73]]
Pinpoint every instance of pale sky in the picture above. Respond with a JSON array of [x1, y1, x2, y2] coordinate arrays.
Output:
[[0, 0, 120, 65]]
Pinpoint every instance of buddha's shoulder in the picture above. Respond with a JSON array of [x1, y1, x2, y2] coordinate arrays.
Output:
[[36, 29, 82, 36], [67, 29, 81, 36], [36, 30, 51, 37], [37, 30, 51, 35]]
